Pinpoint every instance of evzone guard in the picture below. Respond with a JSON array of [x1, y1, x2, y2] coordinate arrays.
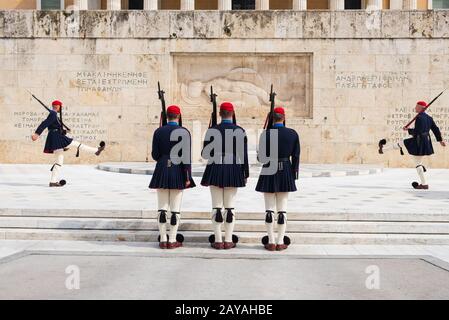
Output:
[[31, 100, 106, 187], [256, 106, 300, 251], [379, 100, 446, 189], [201, 101, 249, 250], [149, 104, 196, 250]]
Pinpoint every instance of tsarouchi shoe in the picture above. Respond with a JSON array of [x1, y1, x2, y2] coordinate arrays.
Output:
[[211, 242, 224, 250], [167, 242, 182, 249], [224, 242, 236, 250], [412, 182, 429, 190], [95, 141, 106, 156], [276, 244, 289, 251], [159, 242, 168, 249]]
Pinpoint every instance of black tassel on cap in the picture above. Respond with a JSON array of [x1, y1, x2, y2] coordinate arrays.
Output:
[[225, 208, 234, 223], [265, 210, 274, 223], [170, 212, 179, 226], [214, 208, 223, 223], [158, 210, 167, 223], [278, 212, 286, 225]]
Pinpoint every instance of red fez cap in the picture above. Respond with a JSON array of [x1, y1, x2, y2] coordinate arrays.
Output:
[[52, 100, 62, 106], [167, 105, 181, 115], [417, 101, 427, 107], [220, 102, 234, 112], [274, 107, 285, 115]]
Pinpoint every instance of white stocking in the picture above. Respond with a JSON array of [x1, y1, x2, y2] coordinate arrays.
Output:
[[50, 150, 64, 183], [157, 189, 169, 242], [224, 188, 237, 243], [413, 156, 427, 185], [276, 192, 289, 245], [168, 189, 183, 243], [264, 193, 276, 244], [68, 140, 98, 156], [210, 186, 224, 243]]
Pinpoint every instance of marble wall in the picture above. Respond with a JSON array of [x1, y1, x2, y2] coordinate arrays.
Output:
[[1, 10, 449, 167]]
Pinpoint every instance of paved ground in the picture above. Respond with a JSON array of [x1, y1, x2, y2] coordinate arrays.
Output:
[[2, 164, 449, 299], [97, 162, 383, 178], [0, 242, 449, 299], [1, 164, 449, 214]]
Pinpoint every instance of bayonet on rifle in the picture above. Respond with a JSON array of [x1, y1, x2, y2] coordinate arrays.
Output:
[[158, 81, 167, 127], [209, 86, 218, 128], [264, 84, 277, 129]]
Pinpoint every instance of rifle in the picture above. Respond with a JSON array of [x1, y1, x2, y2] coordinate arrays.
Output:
[[27, 90, 71, 132], [209, 86, 218, 128], [263, 84, 276, 129], [403, 90, 445, 129], [158, 81, 167, 127]]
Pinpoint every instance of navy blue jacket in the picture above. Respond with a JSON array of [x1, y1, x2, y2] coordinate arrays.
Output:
[[404, 112, 442, 156], [149, 123, 195, 190], [201, 121, 249, 188], [256, 125, 300, 193], [35, 110, 73, 153]]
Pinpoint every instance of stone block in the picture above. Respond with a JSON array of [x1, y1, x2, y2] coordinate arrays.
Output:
[[194, 11, 220, 39], [274, 11, 303, 39], [83, 11, 111, 38], [332, 11, 357, 39], [221, 11, 275, 39], [382, 11, 410, 39], [357, 10, 382, 38], [59, 10, 84, 38], [111, 11, 135, 38], [335, 55, 375, 72], [3, 10, 33, 38], [303, 11, 331, 39], [33, 11, 59, 38], [434, 11, 449, 38], [169, 11, 194, 39], [410, 11, 434, 39], [134, 10, 169, 38], [0, 11, 4, 38]]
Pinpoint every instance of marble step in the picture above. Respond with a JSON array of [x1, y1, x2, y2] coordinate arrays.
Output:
[[1, 209, 449, 222], [97, 162, 383, 178], [0, 217, 449, 234], [2, 228, 449, 245]]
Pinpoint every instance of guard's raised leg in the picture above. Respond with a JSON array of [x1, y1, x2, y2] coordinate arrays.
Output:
[[68, 140, 106, 158]]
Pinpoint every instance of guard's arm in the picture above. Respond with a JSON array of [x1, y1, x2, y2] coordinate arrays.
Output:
[[430, 117, 443, 142], [291, 133, 301, 180], [35, 111, 57, 135], [151, 130, 161, 161]]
